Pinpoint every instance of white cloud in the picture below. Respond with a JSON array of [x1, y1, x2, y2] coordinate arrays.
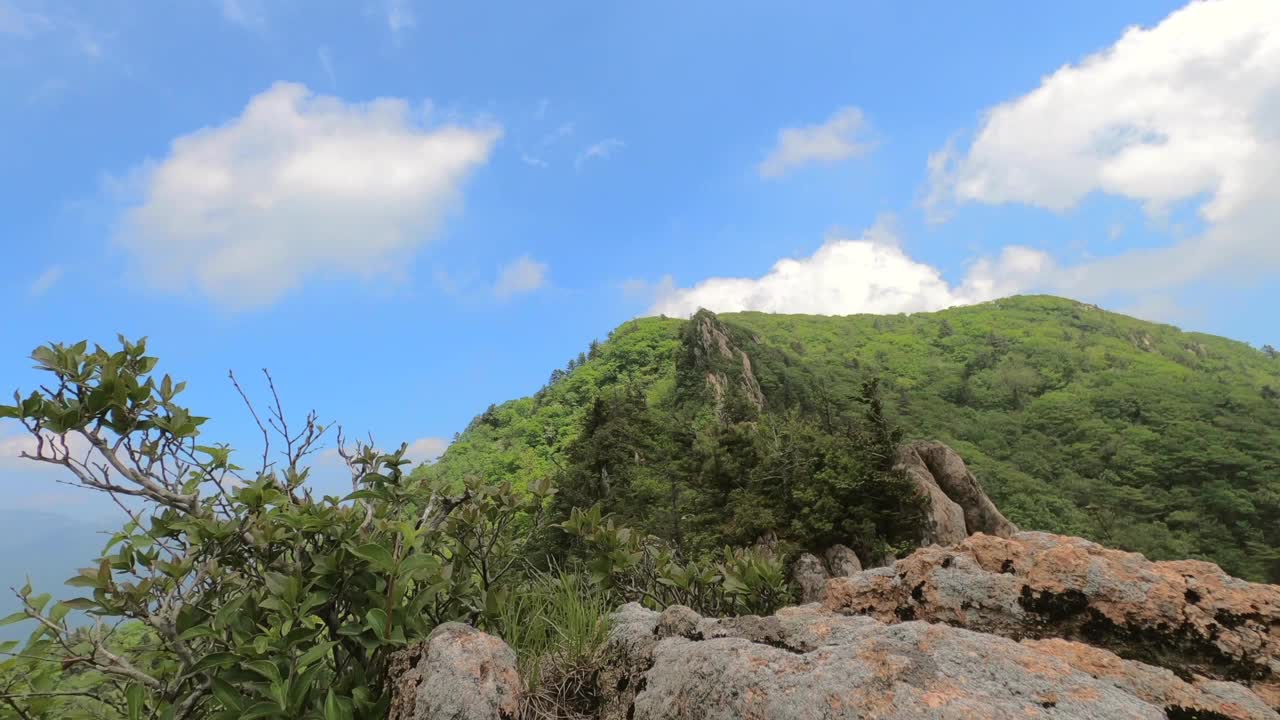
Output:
[[28, 265, 63, 297], [405, 436, 449, 465], [759, 106, 874, 179], [575, 138, 624, 170], [649, 218, 1051, 317], [494, 255, 548, 299], [928, 0, 1280, 296], [117, 82, 501, 309]]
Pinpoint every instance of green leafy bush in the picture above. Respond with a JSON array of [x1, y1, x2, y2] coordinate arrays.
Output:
[[0, 338, 551, 719]]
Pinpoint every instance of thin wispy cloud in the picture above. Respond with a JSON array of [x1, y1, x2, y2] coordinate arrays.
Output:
[[494, 255, 548, 299], [0, 1, 51, 36], [520, 152, 549, 169], [386, 0, 415, 35], [317, 46, 336, 87], [540, 122, 574, 147], [219, 0, 266, 29], [759, 106, 874, 179], [575, 138, 624, 170], [28, 266, 63, 297]]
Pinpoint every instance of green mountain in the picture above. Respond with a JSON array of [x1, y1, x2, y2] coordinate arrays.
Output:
[[421, 295, 1280, 582]]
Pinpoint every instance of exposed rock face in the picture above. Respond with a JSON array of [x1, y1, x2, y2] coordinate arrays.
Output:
[[894, 440, 1018, 545], [793, 552, 830, 603], [824, 544, 862, 577], [598, 602, 1277, 719], [688, 310, 766, 415], [387, 622, 521, 720], [824, 531, 1280, 709]]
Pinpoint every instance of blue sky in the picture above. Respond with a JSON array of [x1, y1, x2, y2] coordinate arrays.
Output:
[[3, 0, 1279, 515]]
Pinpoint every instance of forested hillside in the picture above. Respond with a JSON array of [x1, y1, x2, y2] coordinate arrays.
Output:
[[423, 295, 1280, 581]]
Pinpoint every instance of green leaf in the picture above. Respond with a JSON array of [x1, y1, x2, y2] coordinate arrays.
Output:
[[127, 683, 145, 720], [189, 652, 239, 673], [324, 690, 351, 720], [240, 701, 284, 720], [365, 608, 388, 640], [48, 602, 72, 624], [351, 543, 396, 573], [295, 640, 337, 670], [246, 659, 282, 685], [0, 611, 28, 627], [210, 677, 245, 712]]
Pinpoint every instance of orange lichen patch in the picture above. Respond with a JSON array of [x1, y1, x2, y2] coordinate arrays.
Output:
[[1012, 648, 1069, 678], [920, 684, 964, 708], [1025, 638, 1276, 720], [1067, 686, 1101, 703], [824, 531, 1280, 705]]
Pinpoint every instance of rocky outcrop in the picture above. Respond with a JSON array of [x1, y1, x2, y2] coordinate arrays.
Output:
[[895, 440, 1018, 545], [598, 602, 1278, 719], [387, 622, 521, 720], [793, 552, 830, 603], [687, 310, 766, 415], [824, 544, 862, 577], [824, 531, 1280, 708]]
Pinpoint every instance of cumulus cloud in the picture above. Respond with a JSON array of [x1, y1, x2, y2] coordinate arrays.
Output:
[[575, 138, 624, 170], [928, 0, 1280, 296], [494, 255, 548, 299], [648, 219, 1051, 317], [116, 82, 500, 309], [759, 106, 874, 179]]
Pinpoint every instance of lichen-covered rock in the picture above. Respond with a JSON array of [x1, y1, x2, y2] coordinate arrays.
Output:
[[387, 622, 521, 720], [824, 544, 862, 577], [793, 552, 830, 603], [599, 603, 1277, 719], [655, 604, 701, 639], [824, 531, 1280, 708], [895, 440, 1017, 544]]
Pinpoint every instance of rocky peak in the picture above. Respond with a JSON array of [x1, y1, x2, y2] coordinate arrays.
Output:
[[895, 439, 1018, 545], [682, 309, 766, 416]]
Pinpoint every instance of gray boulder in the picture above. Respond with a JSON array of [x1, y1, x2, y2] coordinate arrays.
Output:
[[895, 440, 1017, 544], [823, 544, 862, 577], [792, 552, 830, 603], [387, 622, 521, 720]]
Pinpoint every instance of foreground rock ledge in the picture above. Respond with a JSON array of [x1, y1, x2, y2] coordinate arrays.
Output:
[[824, 531, 1280, 709], [387, 622, 521, 720], [600, 602, 1278, 720]]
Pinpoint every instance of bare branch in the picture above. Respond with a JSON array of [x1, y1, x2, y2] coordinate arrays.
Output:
[[229, 370, 272, 479]]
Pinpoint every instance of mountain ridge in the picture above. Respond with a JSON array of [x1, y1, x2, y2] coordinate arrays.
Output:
[[422, 295, 1280, 581]]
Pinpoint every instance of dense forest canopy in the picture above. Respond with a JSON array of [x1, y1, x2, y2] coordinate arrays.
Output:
[[424, 295, 1280, 582]]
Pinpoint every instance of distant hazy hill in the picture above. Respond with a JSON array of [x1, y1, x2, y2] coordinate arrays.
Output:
[[422, 296, 1280, 581], [0, 510, 111, 641]]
